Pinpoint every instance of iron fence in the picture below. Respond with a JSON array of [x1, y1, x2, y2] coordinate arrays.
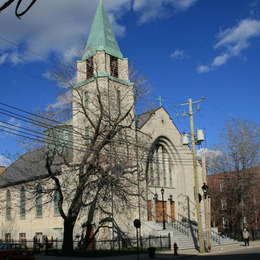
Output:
[[228, 230, 260, 241], [0, 234, 171, 253]]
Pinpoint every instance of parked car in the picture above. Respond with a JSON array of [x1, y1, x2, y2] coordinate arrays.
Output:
[[0, 243, 35, 260]]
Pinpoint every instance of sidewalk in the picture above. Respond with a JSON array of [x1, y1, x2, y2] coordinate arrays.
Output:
[[159, 240, 260, 258], [36, 240, 260, 260]]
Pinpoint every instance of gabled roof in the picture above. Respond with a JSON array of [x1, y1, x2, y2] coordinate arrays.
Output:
[[136, 109, 157, 129], [82, 0, 123, 60], [0, 149, 61, 188], [136, 106, 182, 136]]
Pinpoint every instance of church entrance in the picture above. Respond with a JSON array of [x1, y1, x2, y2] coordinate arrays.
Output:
[[155, 201, 167, 222]]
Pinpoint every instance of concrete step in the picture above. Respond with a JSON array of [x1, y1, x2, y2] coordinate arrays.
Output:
[[142, 221, 239, 250]]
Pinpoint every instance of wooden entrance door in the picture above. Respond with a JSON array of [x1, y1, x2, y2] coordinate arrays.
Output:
[[170, 201, 175, 222], [86, 225, 94, 250], [148, 200, 152, 221], [155, 201, 167, 222]]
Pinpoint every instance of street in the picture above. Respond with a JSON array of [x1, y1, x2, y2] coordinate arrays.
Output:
[[197, 247, 260, 259], [35, 246, 260, 260]]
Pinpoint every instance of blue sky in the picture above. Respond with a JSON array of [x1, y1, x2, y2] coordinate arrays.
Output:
[[1, 0, 260, 166]]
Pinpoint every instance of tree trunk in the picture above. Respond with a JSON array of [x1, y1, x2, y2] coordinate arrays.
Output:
[[62, 219, 75, 254]]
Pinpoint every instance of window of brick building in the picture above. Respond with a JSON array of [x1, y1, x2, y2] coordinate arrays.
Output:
[[221, 198, 227, 210], [220, 181, 225, 192], [222, 217, 229, 229]]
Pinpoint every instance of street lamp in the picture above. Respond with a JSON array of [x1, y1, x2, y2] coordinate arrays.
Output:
[[201, 182, 211, 252], [201, 183, 209, 199], [153, 193, 158, 202], [168, 195, 173, 203], [161, 188, 166, 230]]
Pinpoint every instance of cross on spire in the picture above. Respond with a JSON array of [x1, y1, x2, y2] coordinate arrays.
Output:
[[158, 96, 164, 107]]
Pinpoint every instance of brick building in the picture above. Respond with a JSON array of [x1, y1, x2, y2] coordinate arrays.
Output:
[[207, 167, 260, 233]]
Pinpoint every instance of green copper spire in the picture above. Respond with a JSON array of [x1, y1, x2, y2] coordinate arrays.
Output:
[[82, 0, 123, 60]]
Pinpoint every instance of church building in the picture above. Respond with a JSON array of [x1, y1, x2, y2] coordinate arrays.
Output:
[[0, 0, 205, 248]]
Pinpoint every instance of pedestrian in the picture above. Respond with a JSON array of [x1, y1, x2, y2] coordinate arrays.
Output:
[[243, 228, 249, 246]]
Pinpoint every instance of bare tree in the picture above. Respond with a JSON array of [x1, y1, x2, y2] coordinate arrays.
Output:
[[8, 48, 154, 253], [207, 119, 260, 231]]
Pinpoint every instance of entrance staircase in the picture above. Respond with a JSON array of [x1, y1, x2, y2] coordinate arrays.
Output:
[[142, 220, 238, 250]]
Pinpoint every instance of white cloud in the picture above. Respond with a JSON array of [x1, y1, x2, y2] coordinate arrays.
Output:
[[0, 0, 198, 65], [214, 19, 260, 66], [0, 118, 21, 137], [108, 14, 126, 38], [0, 156, 11, 167], [170, 0, 198, 10], [215, 19, 260, 50], [133, 0, 197, 24], [212, 53, 230, 67], [0, 53, 8, 64], [48, 90, 72, 110], [197, 18, 260, 73], [170, 49, 189, 59], [197, 65, 210, 74], [0, 0, 131, 64], [197, 148, 222, 160]]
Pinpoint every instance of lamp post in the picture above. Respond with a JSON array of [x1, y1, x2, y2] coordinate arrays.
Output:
[[154, 190, 166, 230], [161, 188, 166, 230], [201, 182, 211, 252], [168, 195, 173, 222], [201, 183, 208, 199]]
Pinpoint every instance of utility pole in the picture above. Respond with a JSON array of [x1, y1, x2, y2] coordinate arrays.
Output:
[[176, 97, 205, 253], [202, 157, 211, 251], [135, 120, 142, 248]]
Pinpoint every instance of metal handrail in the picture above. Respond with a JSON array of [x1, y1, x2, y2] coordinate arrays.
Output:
[[172, 219, 190, 236], [177, 213, 221, 244], [210, 230, 221, 244]]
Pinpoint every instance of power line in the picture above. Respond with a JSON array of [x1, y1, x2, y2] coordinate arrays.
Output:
[[0, 123, 194, 167], [205, 98, 234, 120], [2, 63, 54, 84]]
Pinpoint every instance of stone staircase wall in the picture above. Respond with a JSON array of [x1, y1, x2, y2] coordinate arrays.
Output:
[[142, 221, 238, 250]]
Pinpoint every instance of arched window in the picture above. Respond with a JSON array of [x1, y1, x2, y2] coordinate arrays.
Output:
[[169, 167, 173, 187], [20, 186, 26, 218], [162, 148, 167, 186], [6, 190, 11, 220], [36, 183, 42, 216], [149, 158, 154, 185], [148, 138, 176, 188], [156, 149, 160, 186], [54, 190, 60, 215]]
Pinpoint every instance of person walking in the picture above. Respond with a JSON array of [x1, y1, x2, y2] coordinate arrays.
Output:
[[243, 228, 250, 246]]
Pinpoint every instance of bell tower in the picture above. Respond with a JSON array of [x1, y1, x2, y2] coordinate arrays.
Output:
[[73, 0, 134, 158]]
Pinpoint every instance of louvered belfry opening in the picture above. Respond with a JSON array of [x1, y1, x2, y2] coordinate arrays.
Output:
[[110, 55, 118, 78], [86, 57, 94, 79]]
